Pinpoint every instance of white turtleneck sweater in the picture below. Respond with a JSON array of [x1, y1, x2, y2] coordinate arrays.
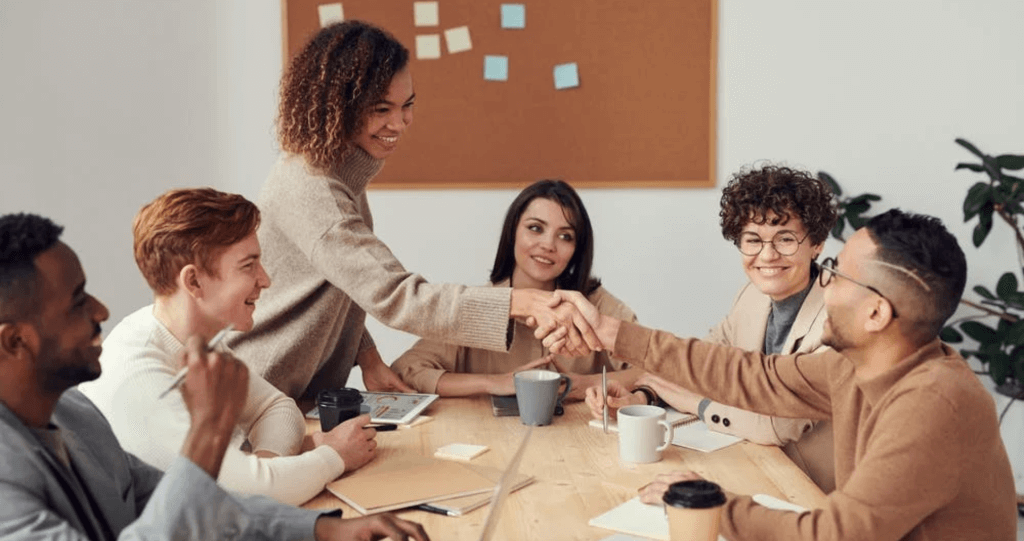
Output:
[[79, 306, 345, 506], [229, 148, 514, 401]]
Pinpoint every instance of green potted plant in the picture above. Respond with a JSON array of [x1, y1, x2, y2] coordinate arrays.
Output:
[[939, 139, 1024, 411]]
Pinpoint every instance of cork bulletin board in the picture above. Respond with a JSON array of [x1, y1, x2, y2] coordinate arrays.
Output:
[[282, 0, 717, 189]]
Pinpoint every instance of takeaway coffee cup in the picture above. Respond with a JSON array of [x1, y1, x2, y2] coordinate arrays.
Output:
[[617, 405, 673, 464], [317, 388, 363, 432], [663, 480, 727, 541], [513, 369, 572, 426]]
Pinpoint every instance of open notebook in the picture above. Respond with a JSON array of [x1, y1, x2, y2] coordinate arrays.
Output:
[[589, 408, 741, 453]]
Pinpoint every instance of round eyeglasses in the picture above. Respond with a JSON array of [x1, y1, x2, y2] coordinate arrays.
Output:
[[735, 231, 810, 257], [818, 257, 899, 318]]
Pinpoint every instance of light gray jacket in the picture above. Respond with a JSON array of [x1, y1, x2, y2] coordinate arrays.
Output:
[[0, 389, 324, 540]]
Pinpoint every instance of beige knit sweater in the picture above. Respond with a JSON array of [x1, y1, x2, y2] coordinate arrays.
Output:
[[615, 321, 1016, 540], [392, 281, 637, 393], [231, 149, 512, 400]]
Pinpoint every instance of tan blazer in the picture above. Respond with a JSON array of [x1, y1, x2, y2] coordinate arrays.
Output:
[[703, 279, 836, 493]]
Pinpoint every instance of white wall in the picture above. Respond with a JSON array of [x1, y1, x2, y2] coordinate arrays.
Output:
[[3, 0, 1023, 485]]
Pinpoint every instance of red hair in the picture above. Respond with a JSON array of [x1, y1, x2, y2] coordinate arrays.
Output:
[[133, 188, 260, 295]]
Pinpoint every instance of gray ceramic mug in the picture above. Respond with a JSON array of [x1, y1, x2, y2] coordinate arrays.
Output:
[[513, 369, 572, 426]]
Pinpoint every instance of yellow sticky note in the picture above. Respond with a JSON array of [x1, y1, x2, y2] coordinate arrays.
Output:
[[444, 26, 472, 54], [415, 35, 441, 60], [413, 1, 439, 27], [318, 3, 343, 27]]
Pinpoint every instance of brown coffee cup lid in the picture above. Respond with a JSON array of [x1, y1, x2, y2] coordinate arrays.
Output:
[[662, 480, 726, 509]]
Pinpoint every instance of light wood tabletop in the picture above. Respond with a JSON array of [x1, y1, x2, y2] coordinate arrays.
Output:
[[302, 396, 827, 540]]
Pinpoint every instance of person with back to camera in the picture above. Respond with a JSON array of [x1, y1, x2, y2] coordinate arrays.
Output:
[[554, 209, 1016, 540], [79, 188, 377, 506], [392, 179, 640, 399], [585, 165, 838, 492], [229, 20, 599, 403], [0, 212, 429, 541]]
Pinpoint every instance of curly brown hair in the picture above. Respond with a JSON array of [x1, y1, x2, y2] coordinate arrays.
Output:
[[277, 21, 409, 170], [719, 164, 838, 245]]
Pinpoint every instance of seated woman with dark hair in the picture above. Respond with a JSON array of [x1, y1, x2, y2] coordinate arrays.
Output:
[[392, 180, 639, 398], [80, 188, 377, 506], [587, 164, 839, 492]]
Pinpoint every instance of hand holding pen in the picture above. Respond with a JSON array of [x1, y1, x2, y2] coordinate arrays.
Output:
[[159, 324, 234, 399]]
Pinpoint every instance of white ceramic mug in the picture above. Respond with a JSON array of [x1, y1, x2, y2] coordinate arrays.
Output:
[[617, 405, 673, 463]]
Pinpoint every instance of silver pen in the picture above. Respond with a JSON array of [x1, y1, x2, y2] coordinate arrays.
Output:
[[602, 365, 609, 433], [158, 323, 234, 399]]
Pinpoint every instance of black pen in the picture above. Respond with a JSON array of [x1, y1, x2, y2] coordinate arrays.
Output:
[[366, 424, 399, 432], [413, 503, 456, 517]]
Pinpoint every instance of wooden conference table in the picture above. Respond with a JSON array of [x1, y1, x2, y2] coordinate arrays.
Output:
[[302, 397, 827, 540]]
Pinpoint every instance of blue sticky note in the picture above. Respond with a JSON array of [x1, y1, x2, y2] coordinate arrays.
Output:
[[484, 55, 509, 81], [501, 4, 525, 29], [553, 62, 579, 90]]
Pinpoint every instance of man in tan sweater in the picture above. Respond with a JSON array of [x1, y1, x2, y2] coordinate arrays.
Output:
[[562, 209, 1016, 540]]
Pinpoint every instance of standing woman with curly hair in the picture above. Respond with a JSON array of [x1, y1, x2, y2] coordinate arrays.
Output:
[[588, 164, 840, 493], [230, 21, 596, 403]]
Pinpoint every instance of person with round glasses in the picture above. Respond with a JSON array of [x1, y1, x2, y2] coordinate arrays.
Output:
[[586, 164, 839, 492]]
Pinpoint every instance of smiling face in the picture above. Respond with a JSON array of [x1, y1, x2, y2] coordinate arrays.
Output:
[[194, 232, 270, 334], [740, 212, 823, 301], [29, 242, 109, 391], [353, 67, 415, 160], [821, 228, 881, 352], [510, 198, 577, 291]]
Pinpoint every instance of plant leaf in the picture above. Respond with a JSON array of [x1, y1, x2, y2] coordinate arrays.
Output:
[[996, 272, 1019, 301], [818, 171, 842, 196], [956, 162, 986, 172], [960, 321, 999, 343], [973, 206, 993, 247], [831, 219, 846, 241], [963, 182, 990, 221], [973, 285, 997, 300], [940, 326, 964, 343], [996, 154, 1024, 171], [845, 201, 870, 215], [1006, 320, 1024, 346], [990, 352, 1011, 385], [955, 138, 986, 159], [848, 214, 867, 230]]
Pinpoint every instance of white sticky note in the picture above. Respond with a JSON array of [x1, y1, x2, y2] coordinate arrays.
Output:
[[484, 55, 509, 81], [413, 1, 439, 27], [317, 3, 343, 27], [415, 34, 441, 60], [553, 62, 580, 90], [444, 26, 473, 54], [435, 443, 489, 461], [501, 4, 526, 29]]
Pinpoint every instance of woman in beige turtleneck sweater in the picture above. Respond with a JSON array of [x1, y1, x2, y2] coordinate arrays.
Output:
[[230, 21, 597, 404]]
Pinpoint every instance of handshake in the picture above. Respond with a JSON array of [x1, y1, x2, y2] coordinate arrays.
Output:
[[513, 289, 619, 357]]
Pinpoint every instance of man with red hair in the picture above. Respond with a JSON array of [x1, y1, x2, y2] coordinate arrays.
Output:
[[81, 188, 377, 506]]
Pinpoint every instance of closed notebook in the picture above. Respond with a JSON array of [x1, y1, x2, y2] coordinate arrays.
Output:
[[326, 453, 495, 515], [423, 464, 534, 516]]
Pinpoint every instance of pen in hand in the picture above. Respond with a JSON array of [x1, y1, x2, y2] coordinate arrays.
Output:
[[158, 323, 235, 399]]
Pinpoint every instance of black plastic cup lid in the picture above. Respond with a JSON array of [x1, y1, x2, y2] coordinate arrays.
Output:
[[317, 388, 363, 407], [663, 480, 726, 509]]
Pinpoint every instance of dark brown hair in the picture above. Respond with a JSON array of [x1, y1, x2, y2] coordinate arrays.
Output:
[[133, 188, 260, 296], [490, 180, 601, 295], [277, 21, 409, 170], [719, 164, 838, 245]]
